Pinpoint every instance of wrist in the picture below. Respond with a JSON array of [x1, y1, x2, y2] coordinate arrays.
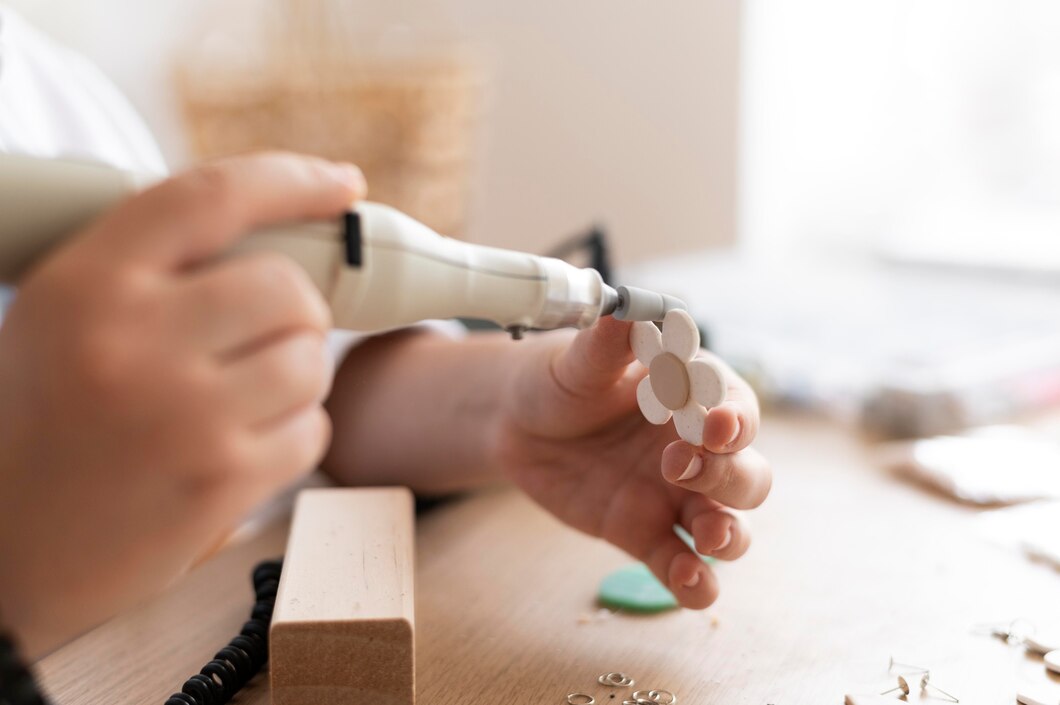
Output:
[[325, 329, 516, 492]]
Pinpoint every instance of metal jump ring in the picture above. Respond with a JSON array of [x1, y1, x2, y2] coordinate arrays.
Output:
[[599, 672, 635, 687], [649, 690, 677, 705], [568, 694, 596, 705]]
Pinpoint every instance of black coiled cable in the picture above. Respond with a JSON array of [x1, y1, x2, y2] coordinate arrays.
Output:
[[164, 559, 282, 705]]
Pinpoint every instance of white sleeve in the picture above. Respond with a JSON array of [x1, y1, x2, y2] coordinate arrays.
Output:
[[0, 6, 166, 174]]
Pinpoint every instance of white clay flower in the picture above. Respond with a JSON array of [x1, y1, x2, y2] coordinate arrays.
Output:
[[631, 309, 725, 446]]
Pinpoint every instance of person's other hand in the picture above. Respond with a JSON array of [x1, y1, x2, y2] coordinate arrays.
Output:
[[495, 317, 770, 609], [0, 152, 364, 657]]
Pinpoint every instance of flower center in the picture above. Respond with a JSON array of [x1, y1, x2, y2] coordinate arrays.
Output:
[[649, 353, 690, 410]]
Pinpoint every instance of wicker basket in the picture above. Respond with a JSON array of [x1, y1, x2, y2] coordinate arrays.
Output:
[[176, 3, 481, 237]]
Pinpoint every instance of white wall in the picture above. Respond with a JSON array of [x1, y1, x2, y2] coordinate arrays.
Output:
[[740, 0, 1060, 262], [420, 1, 742, 262], [5, 1, 741, 264]]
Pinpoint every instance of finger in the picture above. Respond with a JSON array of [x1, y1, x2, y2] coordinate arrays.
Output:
[[223, 332, 333, 427], [662, 442, 772, 509], [603, 491, 719, 609], [645, 536, 720, 610], [549, 316, 636, 400], [698, 352, 760, 453], [689, 509, 751, 561], [250, 405, 332, 483], [91, 152, 366, 269], [182, 251, 331, 356]]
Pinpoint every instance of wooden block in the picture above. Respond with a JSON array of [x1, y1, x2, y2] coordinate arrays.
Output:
[[271, 488, 415, 705]]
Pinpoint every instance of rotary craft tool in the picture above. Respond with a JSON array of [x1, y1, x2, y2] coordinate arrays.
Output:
[[0, 153, 686, 335]]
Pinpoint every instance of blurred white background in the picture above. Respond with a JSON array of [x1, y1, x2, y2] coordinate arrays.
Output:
[[741, 0, 1060, 269]]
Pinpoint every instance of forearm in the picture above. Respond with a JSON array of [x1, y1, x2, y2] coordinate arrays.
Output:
[[321, 328, 540, 493]]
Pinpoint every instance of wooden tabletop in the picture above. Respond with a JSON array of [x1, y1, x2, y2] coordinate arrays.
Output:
[[35, 414, 1060, 705]]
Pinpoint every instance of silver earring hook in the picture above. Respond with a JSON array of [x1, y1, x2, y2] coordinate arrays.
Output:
[[888, 656, 928, 674], [881, 675, 912, 697], [919, 672, 959, 703]]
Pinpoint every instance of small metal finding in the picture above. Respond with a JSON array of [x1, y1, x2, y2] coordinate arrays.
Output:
[[648, 689, 676, 705], [880, 674, 959, 703], [567, 694, 596, 705], [631, 690, 677, 705], [880, 675, 912, 697], [598, 672, 635, 688], [919, 672, 959, 703], [888, 656, 928, 674]]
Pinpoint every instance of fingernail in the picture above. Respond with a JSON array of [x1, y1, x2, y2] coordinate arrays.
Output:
[[675, 454, 703, 482], [725, 420, 741, 447], [712, 528, 732, 553], [331, 163, 367, 195], [683, 571, 701, 588]]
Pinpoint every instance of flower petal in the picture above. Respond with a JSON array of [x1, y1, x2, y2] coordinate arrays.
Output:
[[661, 309, 700, 362], [637, 376, 673, 425], [687, 358, 726, 409], [630, 322, 663, 366], [673, 401, 707, 446]]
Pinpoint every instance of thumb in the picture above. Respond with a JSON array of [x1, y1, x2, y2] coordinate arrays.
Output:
[[549, 315, 637, 399], [87, 151, 366, 270], [510, 316, 640, 439]]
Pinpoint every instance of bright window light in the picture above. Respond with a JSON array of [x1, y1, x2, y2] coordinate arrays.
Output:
[[741, 0, 1060, 271]]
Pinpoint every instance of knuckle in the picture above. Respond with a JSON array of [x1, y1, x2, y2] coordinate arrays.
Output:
[[701, 454, 737, 497], [181, 164, 242, 225], [201, 430, 253, 478], [176, 358, 217, 400], [193, 270, 234, 311], [71, 329, 134, 402], [250, 251, 302, 290], [248, 254, 330, 329], [53, 275, 163, 403], [267, 335, 328, 399], [282, 408, 332, 477]]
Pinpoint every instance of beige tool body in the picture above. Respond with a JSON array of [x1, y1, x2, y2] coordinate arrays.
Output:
[[0, 153, 689, 336]]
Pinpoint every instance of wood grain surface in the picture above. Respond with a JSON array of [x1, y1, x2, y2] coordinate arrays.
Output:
[[271, 488, 415, 705], [35, 415, 1060, 704]]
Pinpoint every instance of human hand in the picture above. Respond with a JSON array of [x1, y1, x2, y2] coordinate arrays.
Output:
[[494, 316, 771, 609], [0, 152, 364, 657]]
